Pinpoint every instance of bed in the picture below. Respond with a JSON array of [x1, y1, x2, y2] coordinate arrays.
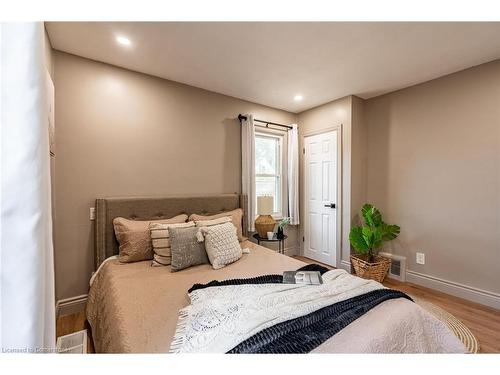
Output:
[[86, 194, 467, 353]]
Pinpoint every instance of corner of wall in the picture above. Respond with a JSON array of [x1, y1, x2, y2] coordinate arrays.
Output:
[[350, 95, 368, 216], [43, 23, 55, 80]]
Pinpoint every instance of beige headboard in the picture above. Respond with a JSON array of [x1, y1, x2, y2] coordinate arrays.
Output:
[[94, 194, 246, 268]]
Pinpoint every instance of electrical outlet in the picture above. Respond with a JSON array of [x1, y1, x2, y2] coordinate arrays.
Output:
[[89, 207, 95, 221], [416, 252, 425, 265]]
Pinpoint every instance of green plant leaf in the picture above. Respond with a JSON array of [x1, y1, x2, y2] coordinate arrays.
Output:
[[381, 223, 401, 241], [361, 225, 373, 245], [354, 204, 400, 253], [349, 226, 369, 254], [372, 226, 384, 249], [361, 204, 382, 227]]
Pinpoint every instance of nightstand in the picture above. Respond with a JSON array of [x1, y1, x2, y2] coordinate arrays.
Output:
[[252, 233, 288, 254]]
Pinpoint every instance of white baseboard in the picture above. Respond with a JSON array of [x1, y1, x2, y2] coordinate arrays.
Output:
[[406, 270, 500, 310], [340, 260, 351, 272], [56, 294, 88, 317]]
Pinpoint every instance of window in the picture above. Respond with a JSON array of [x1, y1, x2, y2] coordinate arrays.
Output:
[[255, 130, 287, 218]]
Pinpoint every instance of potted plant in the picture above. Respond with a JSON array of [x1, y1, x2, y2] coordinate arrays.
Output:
[[349, 204, 400, 282], [276, 217, 291, 239]]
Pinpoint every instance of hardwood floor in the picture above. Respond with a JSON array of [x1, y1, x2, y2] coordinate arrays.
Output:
[[56, 311, 94, 353], [56, 256, 500, 354]]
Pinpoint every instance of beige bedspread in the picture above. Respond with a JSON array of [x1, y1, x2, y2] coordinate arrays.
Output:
[[86, 241, 466, 353]]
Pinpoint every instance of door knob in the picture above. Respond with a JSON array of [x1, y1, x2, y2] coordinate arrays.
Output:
[[324, 203, 336, 208]]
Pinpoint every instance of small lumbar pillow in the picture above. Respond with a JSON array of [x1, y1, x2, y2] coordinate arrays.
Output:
[[189, 208, 245, 242], [196, 222, 242, 269], [113, 214, 188, 263], [149, 221, 195, 266], [169, 226, 209, 272]]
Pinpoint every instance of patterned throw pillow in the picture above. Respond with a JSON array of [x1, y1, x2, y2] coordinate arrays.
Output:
[[189, 208, 245, 242], [113, 214, 188, 263], [197, 222, 242, 270], [169, 227, 209, 272], [149, 221, 195, 266]]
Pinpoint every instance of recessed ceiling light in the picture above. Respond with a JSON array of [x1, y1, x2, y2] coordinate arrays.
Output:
[[294, 94, 303, 101], [116, 36, 131, 46]]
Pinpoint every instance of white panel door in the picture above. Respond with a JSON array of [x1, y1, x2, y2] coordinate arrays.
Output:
[[304, 130, 338, 266]]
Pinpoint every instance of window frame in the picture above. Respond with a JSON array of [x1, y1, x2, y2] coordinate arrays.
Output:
[[254, 128, 288, 220]]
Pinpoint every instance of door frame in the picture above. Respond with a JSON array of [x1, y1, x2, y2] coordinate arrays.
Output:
[[302, 125, 342, 267]]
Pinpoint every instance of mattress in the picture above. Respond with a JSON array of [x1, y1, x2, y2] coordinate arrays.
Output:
[[86, 240, 466, 353]]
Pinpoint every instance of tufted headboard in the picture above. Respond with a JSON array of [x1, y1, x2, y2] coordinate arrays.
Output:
[[94, 194, 246, 268]]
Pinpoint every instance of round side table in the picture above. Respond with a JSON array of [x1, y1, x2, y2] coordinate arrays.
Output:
[[252, 233, 288, 254]]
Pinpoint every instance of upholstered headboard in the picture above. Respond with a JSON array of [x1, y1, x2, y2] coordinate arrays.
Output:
[[94, 194, 246, 268]]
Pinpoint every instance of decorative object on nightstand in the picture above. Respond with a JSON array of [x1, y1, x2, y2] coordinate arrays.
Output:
[[349, 203, 400, 282], [276, 217, 291, 239], [253, 233, 288, 254], [255, 195, 276, 238]]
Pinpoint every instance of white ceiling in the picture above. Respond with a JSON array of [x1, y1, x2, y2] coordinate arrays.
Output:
[[46, 22, 500, 113]]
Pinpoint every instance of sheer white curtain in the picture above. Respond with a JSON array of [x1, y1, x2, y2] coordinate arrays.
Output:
[[1, 23, 56, 351], [287, 124, 299, 225], [241, 114, 256, 232]]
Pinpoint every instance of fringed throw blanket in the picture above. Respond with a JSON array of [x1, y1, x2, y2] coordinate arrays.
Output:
[[170, 266, 412, 353]]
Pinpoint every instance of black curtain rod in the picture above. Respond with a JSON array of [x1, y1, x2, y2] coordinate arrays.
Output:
[[238, 114, 293, 130]]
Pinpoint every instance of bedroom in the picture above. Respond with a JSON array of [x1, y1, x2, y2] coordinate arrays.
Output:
[[1, 0, 499, 372]]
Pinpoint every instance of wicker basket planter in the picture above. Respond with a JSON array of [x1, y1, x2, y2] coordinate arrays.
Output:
[[350, 254, 391, 283]]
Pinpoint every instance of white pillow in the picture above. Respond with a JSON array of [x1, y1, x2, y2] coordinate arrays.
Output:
[[196, 222, 242, 269]]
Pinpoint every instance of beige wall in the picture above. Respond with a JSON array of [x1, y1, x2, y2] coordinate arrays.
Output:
[[53, 52, 298, 300], [53, 47, 500, 305], [297, 96, 355, 269], [365, 60, 500, 295], [350, 96, 368, 225]]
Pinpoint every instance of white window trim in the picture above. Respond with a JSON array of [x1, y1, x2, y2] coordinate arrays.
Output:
[[255, 128, 288, 220]]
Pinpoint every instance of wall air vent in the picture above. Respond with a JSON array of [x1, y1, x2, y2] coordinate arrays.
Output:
[[379, 252, 406, 282], [56, 329, 87, 354]]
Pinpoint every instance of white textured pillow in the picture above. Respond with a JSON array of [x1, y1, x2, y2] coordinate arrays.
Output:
[[149, 221, 195, 266], [197, 222, 242, 269]]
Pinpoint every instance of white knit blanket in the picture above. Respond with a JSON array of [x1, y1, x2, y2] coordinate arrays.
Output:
[[170, 269, 384, 353]]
